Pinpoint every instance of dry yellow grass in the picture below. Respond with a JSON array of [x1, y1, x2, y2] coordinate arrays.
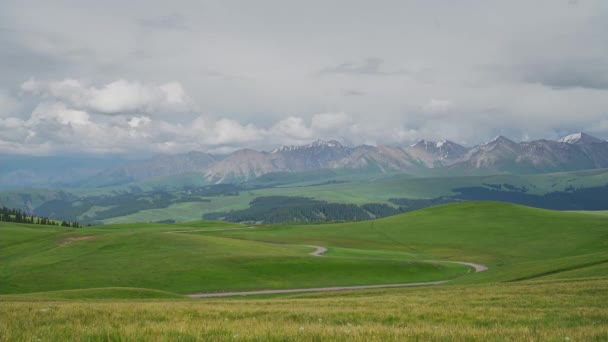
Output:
[[2, 278, 607, 341]]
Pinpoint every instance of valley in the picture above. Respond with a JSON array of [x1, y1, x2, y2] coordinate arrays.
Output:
[[2, 133, 608, 226]]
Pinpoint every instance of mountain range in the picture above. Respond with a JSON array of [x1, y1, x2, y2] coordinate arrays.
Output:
[[1, 133, 607, 189], [86, 132, 608, 186]]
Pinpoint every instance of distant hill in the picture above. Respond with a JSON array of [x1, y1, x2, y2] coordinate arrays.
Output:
[[0, 155, 127, 190], [3, 133, 607, 189], [81, 151, 219, 187], [85, 132, 608, 186]]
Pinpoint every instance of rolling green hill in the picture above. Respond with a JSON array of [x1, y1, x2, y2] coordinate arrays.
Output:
[[2, 201, 608, 340], [207, 201, 608, 283], [2, 202, 607, 296], [0, 220, 466, 295]]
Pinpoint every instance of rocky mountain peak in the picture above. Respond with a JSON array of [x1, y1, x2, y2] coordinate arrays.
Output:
[[558, 132, 603, 145], [271, 139, 344, 153], [488, 135, 516, 145], [309, 139, 343, 148]]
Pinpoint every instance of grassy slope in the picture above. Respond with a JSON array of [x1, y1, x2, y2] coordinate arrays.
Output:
[[207, 201, 608, 283], [2, 201, 608, 340], [570, 210, 608, 217], [99, 194, 257, 224], [2, 201, 608, 296], [0, 221, 466, 295]]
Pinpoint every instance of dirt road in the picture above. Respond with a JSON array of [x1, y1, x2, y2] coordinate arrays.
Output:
[[187, 244, 488, 298]]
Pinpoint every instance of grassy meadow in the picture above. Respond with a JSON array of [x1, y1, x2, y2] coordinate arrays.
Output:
[[97, 168, 608, 223], [2, 279, 607, 341], [2, 201, 608, 340], [2, 168, 608, 224]]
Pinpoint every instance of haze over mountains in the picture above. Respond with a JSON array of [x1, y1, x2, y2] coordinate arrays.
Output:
[[62, 132, 608, 187], [1, 133, 607, 190]]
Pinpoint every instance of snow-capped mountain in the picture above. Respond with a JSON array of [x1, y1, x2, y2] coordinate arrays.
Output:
[[81, 133, 608, 185], [204, 140, 354, 182], [558, 132, 604, 145], [449, 133, 608, 173], [271, 139, 344, 153], [408, 139, 469, 162]]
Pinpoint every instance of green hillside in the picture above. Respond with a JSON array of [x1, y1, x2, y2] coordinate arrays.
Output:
[[0, 221, 466, 295], [2, 202, 608, 296], [2, 201, 608, 340], [2, 168, 608, 224], [208, 201, 608, 283]]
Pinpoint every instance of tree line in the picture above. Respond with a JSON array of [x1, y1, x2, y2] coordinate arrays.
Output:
[[203, 196, 403, 224], [0, 207, 81, 228]]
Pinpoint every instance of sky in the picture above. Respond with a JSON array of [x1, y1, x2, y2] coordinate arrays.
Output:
[[1, 0, 608, 155]]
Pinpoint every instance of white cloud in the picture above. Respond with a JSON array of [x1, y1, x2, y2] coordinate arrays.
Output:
[[128, 116, 152, 128], [206, 119, 261, 145], [0, 91, 20, 118], [29, 102, 90, 126], [423, 99, 452, 114], [3, 0, 608, 154], [21, 79, 191, 115], [311, 112, 352, 131], [270, 117, 313, 141]]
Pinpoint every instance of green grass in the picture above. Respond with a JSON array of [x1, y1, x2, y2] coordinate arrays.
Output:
[[570, 210, 608, 217], [0, 221, 468, 295], [4, 168, 608, 223], [3, 202, 608, 296], [3, 201, 608, 340], [99, 195, 257, 224], [104, 167, 608, 222], [206, 201, 608, 283], [0, 287, 184, 300]]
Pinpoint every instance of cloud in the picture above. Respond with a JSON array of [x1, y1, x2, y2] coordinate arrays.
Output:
[[29, 102, 90, 126], [21, 79, 191, 114], [320, 58, 409, 76], [423, 99, 453, 114], [311, 112, 352, 131], [0, 91, 20, 118], [138, 13, 190, 31], [1, 2, 608, 155], [128, 116, 151, 128], [341, 89, 365, 97], [270, 117, 313, 141], [206, 119, 262, 145], [519, 60, 608, 90]]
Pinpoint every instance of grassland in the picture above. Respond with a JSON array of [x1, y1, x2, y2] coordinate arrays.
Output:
[[207, 202, 608, 283], [2, 279, 607, 341], [2, 168, 608, 224], [0, 220, 467, 295], [100, 168, 608, 223], [2, 201, 608, 340], [571, 210, 608, 217], [3, 202, 608, 294]]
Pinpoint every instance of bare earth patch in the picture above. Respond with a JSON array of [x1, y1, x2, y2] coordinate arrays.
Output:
[[60, 235, 96, 246]]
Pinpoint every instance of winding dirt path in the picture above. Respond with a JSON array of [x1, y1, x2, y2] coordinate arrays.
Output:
[[189, 280, 449, 298], [305, 245, 328, 256], [424, 260, 489, 272], [168, 229, 488, 298], [187, 243, 488, 298], [166, 226, 255, 234]]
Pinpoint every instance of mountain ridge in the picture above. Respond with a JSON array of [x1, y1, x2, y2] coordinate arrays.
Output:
[[50, 132, 608, 187]]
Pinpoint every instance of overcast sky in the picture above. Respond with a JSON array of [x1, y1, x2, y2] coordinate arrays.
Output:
[[1, 0, 607, 155]]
